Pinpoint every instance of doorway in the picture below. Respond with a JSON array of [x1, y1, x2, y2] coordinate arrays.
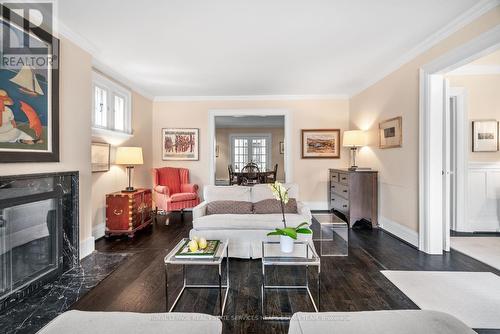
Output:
[[208, 109, 292, 186], [419, 25, 500, 254]]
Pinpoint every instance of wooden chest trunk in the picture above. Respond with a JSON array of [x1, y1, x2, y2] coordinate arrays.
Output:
[[105, 188, 152, 237]]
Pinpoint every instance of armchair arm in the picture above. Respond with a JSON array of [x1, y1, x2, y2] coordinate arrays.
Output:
[[154, 185, 170, 197], [181, 183, 199, 193], [193, 201, 208, 220], [297, 201, 312, 225]]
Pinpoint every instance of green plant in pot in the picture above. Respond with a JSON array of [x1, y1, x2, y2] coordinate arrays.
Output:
[[266, 182, 312, 253]]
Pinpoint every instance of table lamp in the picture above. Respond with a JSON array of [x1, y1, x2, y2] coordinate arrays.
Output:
[[115, 147, 143, 192], [343, 130, 366, 171]]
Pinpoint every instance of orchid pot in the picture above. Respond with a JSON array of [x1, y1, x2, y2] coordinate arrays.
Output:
[[266, 182, 312, 253]]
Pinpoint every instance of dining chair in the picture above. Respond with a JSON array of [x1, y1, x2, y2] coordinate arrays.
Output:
[[241, 162, 260, 185], [228, 164, 238, 185]]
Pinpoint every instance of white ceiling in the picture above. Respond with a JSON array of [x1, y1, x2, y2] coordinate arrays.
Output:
[[58, 0, 481, 98], [215, 116, 284, 128]]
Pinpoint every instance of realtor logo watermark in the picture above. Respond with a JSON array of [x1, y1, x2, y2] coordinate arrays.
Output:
[[1, 1, 57, 69]]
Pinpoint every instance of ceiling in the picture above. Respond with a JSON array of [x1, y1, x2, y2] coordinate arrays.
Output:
[[58, 0, 480, 98], [215, 116, 284, 128]]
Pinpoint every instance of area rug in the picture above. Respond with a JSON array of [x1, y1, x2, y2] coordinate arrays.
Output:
[[451, 237, 500, 270], [0, 251, 130, 334], [381, 271, 500, 329]]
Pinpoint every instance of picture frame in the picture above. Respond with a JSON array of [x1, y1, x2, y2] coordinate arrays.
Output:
[[472, 120, 499, 152], [0, 6, 60, 162], [379, 116, 402, 149], [91, 142, 110, 173], [301, 129, 340, 159], [280, 141, 284, 154], [162, 128, 199, 161]]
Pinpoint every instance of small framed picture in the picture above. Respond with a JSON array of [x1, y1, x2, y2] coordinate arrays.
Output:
[[91, 142, 110, 173], [280, 142, 284, 154], [162, 128, 199, 161], [472, 120, 499, 152], [301, 129, 340, 159], [379, 116, 402, 149]]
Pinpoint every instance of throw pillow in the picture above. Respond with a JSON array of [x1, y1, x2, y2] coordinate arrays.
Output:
[[253, 198, 298, 214], [206, 201, 253, 215]]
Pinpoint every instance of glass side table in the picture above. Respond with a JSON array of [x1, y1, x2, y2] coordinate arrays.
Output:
[[312, 213, 348, 256], [164, 238, 229, 315], [261, 241, 320, 320]]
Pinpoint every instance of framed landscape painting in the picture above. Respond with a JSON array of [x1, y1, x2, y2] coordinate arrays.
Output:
[[162, 128, 199, 161], [472, 120, 498, 152], [379, 117, 402, 149], [0, 6, 59, 162], [301, 129, 340, 159]]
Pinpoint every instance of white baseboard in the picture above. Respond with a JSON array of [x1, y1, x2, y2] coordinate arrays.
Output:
[[303, 201, 329, 211], [92, 223, 106, 239], [80, 236, 95, 259], [379, 216, 419, 248]]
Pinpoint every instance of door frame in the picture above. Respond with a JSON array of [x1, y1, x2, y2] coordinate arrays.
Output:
[[419, 25, 500, 254], [208, 109, 291, 185]]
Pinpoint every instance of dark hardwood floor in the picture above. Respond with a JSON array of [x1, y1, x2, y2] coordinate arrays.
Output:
[[72, 213, 500, 334]]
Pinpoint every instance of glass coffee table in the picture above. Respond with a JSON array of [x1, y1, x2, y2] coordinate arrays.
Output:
[[164, 238, 229, 315], [261, 240, 320, 320]]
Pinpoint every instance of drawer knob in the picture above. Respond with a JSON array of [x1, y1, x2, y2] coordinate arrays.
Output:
[[113, 209, 123, 216], [343, 190, 347, 193], [342, 177, 347, 180]]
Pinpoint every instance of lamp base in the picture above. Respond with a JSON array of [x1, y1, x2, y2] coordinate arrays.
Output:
[[348, 166, 358, 171], [122, 187, 136, 193]]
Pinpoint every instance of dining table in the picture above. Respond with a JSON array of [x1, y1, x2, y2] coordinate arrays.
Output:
[[232, 170, 275, 185]]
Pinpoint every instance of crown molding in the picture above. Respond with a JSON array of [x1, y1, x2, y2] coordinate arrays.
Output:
[[350, 0, 500, 97], [92, 60, 155, 101], [56, 20, 101, 57], [153, 94, 349, 102], [447, 64, 500, 75]]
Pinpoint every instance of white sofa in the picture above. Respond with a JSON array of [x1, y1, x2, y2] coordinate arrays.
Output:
[[191, 184, 312, 259], [288, 310, 475, 334], [37, 311, 222, 334]]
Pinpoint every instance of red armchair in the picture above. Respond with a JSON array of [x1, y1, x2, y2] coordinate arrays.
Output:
[[152, 167, 200, 223]]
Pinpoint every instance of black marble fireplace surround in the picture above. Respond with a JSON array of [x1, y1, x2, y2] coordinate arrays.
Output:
[[0, 171, 79, 311]]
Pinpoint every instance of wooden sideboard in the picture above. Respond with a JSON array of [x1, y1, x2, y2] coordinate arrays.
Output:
[[328, 168, 378, 228], [105, 188, 153, 238]]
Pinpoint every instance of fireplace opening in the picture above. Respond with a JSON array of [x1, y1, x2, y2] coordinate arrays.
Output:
[[0, 172, 78, 311]]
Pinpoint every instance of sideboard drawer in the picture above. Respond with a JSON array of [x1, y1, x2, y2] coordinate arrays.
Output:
[[338, 172, 349, 185], [330, 172, 339, 183], [332, 182, 349, 199], [331, 194, 349, 213]]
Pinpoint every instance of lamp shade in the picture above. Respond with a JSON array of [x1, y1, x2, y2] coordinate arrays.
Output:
[[343, 130, 366, 147], [115, 147, 143, 165]]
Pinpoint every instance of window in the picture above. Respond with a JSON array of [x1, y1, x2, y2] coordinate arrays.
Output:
[[230, 134, 271, 171], [92, 71, 132, 134]]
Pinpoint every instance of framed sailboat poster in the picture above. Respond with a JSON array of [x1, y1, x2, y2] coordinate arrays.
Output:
[[0, 5, 59, 162]]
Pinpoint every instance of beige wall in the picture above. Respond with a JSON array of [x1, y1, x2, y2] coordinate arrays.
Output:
[[350, 6, 500, 232], [215, 127, 285, 181], [153, 99, 350, 207], [448, 74, 500, 162], [91, 92, 153, 237], [0, 38, 93, 257]]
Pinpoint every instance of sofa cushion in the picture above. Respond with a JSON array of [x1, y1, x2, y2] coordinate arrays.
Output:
[[170, 192, 197, 202], [193, 213, 309, 230], [206, 201, 253, 215], [253, 198, 298, 214], [204, 185, 252, 202], [251, 183, 299, 203]]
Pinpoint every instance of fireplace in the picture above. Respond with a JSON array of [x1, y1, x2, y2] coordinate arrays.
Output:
[[0, 172, 78, 311]]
